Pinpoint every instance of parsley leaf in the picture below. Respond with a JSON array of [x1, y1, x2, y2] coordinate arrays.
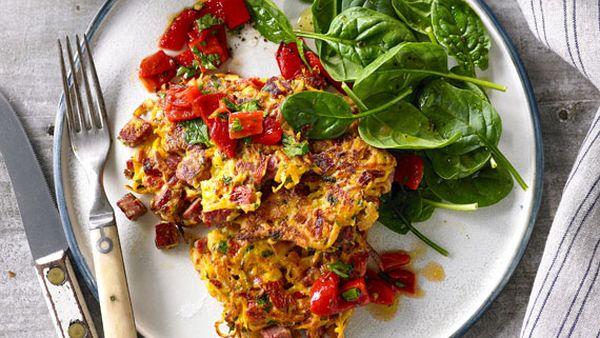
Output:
[[200, 53, 220, 70], [224, 98, 260, 112], [180, 119, 211, 147], [216, 240, 229, 254], [230, 118, 244, 132], [328, 261, 353, 278], [176, 65, 197, 79], [196, 14, 223, 31], [282, 134, 309, 157]]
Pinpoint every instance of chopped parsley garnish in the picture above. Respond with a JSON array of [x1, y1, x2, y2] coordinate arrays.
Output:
[[230, 118, 244, 132], [224, 98, 260, 112], [216, 240, 229, 254], [395, 281, 406, 288], [282, 134, 309, 157], [222, 176, 233, 185], [256, 294, 272, 312], [158, 92, 166, 99], [211, 78, 222, 90], [196, 14, 223, 31], [241, 137, 252, 145], [328, 261, 353, 278], [176, 65, 197, 79], [199, 53, 220, 70], [341, 288, 361, 301], [238, 100, 260, 112], [191, 46, 220, 70], [179, 119, 211, 147], [261, 250, 274, 257]]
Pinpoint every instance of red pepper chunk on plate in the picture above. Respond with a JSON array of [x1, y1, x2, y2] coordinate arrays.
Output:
[[380, 251, 411, 272], [310, 272, 341, 316], [138, 50, 177, 92], [163, 86, 203, 122], [276, 42, 305, 80], [365, 271, 397, 305], [228, 111, 264, 139], [251, 116, 283, 145], [339, 278, 370, 306], [189, 24, 229, 72], [203, 0, 251, 29], [159, 8, 199, 50], [394, 154, 424, 190]]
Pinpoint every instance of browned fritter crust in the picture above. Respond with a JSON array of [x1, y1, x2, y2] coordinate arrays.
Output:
[[234, 134, 396, 250]]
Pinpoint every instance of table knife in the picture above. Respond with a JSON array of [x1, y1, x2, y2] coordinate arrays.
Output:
[[0, 91, 98, 338]]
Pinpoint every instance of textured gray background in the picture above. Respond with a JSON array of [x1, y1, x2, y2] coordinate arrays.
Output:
[[0, 0, 598, 337]]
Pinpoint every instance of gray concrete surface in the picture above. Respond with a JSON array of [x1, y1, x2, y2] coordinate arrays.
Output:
[[0, 0, 598, 337]]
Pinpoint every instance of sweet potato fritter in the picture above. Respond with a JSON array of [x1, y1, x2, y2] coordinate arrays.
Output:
[[234, 134, 396, 250]]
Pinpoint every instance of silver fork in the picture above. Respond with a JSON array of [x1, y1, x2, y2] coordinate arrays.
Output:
[[58, 35, 137, 338]]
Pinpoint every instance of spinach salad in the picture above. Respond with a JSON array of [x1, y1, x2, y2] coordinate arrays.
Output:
[[245, 0, 526, 255]]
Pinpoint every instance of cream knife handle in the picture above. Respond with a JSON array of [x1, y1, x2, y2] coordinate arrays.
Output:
[[90, 225, 137, 338], [35, 250, 98, 338]]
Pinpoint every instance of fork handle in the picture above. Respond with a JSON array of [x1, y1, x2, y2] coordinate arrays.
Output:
[[90, 225, 137, 338]]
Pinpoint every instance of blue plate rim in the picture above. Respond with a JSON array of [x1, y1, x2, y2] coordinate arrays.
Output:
[[52, 0, 544, 336]]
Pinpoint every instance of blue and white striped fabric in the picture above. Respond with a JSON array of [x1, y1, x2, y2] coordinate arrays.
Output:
[[518, 1, 600, 337]]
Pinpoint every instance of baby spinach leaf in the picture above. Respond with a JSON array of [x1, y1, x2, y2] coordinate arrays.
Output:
[[180, 119, 211, 147], [426, 147, 490, 179], [426, 164, 514, 207], [341, 0, 397, 18], [418, 79, 498, 178], [358, 99, 460, 149], [281, 91, 354, 139], [419, 80, 527, 189], [312, 0, 342, 34], [282, 134, 309, 157], [378, 186, 448, 256], [431, 0, 490, 74], [391, 0, 433, 35], [245, 0, 296, 43], [353, 42, 447, 101], [296, 7, 416, 81], [282, 89, 412, 140]]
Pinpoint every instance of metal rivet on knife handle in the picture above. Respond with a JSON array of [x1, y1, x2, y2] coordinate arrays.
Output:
[[68, 321, 88, 338], [47, 266, 66, 285]]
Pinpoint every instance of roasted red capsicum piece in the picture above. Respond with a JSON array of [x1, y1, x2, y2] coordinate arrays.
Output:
[[366, 270, 397, 305], [394, 154, 424, 190], [189, 24, 229, 71], [228, 111, 264, 139], [211, 117, 238, 158], [163, 85, 203, 121], [276, 42, 305, 80], [310, 272, 341, 316], [380, 251, 411, 272], [387, 269, 417, 294], [174, 50, 196, 68], [159, 8, 199, 50], [251, 116, 283, 145], [191, 93, 226, 125], [202, 0, 251, 29], [339, 278, 370, 306], [139, 50, 177, 92]]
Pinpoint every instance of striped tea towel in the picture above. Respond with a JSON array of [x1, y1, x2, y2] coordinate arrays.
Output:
[[518, 0, 600, 337]]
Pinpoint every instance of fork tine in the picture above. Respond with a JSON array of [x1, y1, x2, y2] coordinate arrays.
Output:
[[76, 35, 101, 129], [65, 36, 89, 131], [83, 34, 108, 129], [58, 39, 78, 139]]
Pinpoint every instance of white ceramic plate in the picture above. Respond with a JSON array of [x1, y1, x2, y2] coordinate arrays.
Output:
[[54, 1, 543, 337]]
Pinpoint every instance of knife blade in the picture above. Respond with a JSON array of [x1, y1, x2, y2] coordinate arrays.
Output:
[[0, 91, 98, 338]]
